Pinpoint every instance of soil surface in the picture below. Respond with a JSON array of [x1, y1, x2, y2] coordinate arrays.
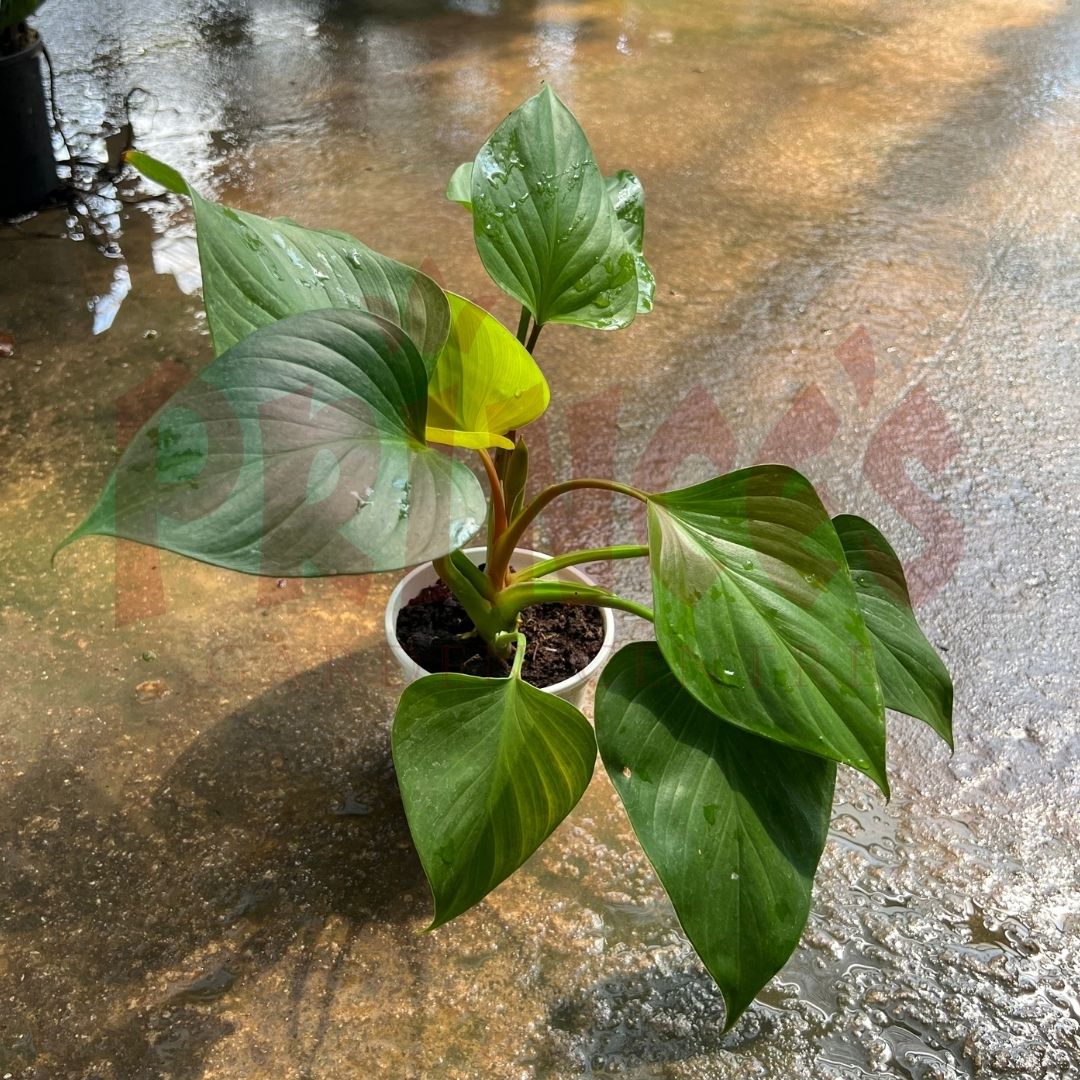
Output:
[[397, 579, 604, 687]]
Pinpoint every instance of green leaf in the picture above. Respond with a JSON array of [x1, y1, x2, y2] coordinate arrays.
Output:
[[596, 639, 829, 1028], [595, 643, 835, 1029], [445, 161, 473, 210], [424, 293, 550, 451], [62, 309, 486, 576], [392, 666, 596, 928], [647, 465, 888, 792], [126, 151, 451, 366], [605, 170, 655, 314], [467, 85, 640, 330], [1, 0, 43, 33], [503, 437, 530, 521], [834, 515, 954, 747]]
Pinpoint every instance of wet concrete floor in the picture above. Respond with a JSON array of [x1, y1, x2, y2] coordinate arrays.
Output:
[[1, 0, 1079, 1076]]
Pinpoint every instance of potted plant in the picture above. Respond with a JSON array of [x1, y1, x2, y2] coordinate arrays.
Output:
[[0, 0, 59, 217], [60, 87, 953, 1029]]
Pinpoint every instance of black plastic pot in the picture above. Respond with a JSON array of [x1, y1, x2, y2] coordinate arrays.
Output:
[[0, 34, 60, 218]]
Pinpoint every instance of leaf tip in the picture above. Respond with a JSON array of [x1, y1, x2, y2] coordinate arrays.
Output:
[[858, 725, 890, 799], [718, 988, 755, 1034], [49, 534, 72, 570], [52, 515, 97, 568], [875, 769, 892, 801], [125, 150, 189, 196]]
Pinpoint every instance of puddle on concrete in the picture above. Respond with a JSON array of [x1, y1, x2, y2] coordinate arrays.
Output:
[[2, 0, 1079, 1076]]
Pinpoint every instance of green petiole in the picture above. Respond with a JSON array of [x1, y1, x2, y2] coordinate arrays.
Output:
[[492, 580, 654, 624], [515, 306, 531, 346], [507, 631, 528, 679], [449, 548, 494, 600], [433, 553, 512, 647], [487, 478, 648, 587], [511, 545, 649, 584]]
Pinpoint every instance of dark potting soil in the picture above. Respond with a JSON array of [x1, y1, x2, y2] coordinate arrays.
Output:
[[396, 579, 604, 687]]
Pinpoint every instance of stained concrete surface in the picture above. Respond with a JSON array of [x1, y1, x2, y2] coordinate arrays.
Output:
[[0, 0, 1078, 1076]]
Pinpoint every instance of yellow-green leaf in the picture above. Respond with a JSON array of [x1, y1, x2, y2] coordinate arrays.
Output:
[[445, 161, 473, 210], [424, 293, 549, 451]]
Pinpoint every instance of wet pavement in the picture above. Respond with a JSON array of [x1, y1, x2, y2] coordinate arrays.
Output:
[[1, 0, 1079, 1076]]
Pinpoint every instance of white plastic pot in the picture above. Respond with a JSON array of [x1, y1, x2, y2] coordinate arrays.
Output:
[[385, 547, 615, 707]]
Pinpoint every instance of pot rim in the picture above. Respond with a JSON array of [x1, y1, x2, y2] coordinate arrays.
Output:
[[384, 546, 616, 697], [0, 31, 43, 66]]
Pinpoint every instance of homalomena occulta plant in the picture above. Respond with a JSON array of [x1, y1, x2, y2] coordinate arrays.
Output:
[[61, 86, 952, 1028]]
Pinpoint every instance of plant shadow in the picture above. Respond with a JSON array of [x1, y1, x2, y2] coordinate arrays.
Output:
[[0, 645, 429, 1078], [533, 963, 750, 1075]]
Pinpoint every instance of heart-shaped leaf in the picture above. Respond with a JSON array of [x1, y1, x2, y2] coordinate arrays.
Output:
[[393, 666, 596, 927], [834, 515, 953, 747], [595, 642, 836, 1029], [605, 170, 655, 314], [127, 151, 451, 366], [424, 293, 550, 451], [448, 152, 655, 320], [62, 309, 485, 575], [647, 465, 888, 791], [465, 85, 640, 330]]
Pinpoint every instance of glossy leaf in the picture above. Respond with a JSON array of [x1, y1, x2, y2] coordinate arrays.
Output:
[[834, 515, 953, 747], [467, 85, 639, 329], [1, 0, 43, 32], [62, 309, 485, 575], [392, 668, 596, 928], [424, 293, 550, 451], [647, 465, 888, 791], [127, 151, 450, 365], [596, 642, 835, 1028], [605, 170, 655, 314]]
